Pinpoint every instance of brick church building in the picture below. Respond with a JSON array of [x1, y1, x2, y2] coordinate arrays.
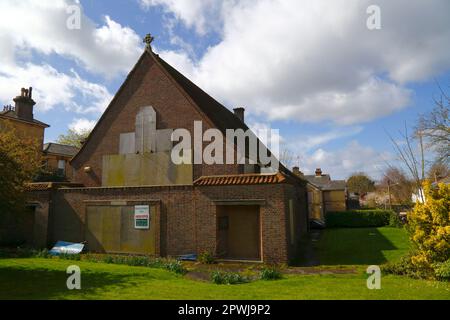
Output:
[[27, 36, 309, 264]]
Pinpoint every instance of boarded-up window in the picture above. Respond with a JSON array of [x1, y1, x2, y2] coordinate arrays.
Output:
[[135, 106, 156, 154], [85, 205, 157, 255]]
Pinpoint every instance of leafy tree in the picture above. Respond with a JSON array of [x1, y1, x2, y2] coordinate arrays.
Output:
[[56, 128, 90, 148], [347, 173, 375, 196], [0, 125, 41, 216], [407, 182, 450, 276], [417, 85, 450, 165]]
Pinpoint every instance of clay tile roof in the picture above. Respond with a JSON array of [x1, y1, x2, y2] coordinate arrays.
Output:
[[25, 182, 84, 191], [24, 182, 53, 191], [194, 172, 287, 186]]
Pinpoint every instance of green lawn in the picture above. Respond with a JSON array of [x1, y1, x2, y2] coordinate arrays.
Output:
[[316, 227, 410, 265], [0, 227, 448, 300], [0, 258, 449, 300]]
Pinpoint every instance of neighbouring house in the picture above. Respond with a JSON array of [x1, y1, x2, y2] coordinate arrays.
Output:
[[0, 88, 49, 154], [25, 37, 309, 264], [42, 143, 79, 180], [0, 89, 82, 246], [0, 88, 80, 182], [293, 167, 347, 222]]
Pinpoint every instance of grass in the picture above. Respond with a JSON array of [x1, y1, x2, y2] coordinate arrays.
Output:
[[316, 227, 410, 265], [0, 227, 448, 300], [0, 258, 448, 300]]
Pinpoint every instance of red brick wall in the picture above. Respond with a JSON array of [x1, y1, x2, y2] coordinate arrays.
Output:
[[35, 182, 307, 264], [50, 186, 195, 257], [71, 52, 241, 187], [195, 184, 291, 263]]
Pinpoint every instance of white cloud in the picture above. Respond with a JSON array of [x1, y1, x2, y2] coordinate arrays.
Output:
[[0, 63, 112, 114], [292, 126, 364, 152], [0, 0, 122, 116], [0, 0, 142, 76], [152, 0, 450, 125], [69, 118, 97, 134], [300, 141, 393, 180], [139, 0, 232, 35]]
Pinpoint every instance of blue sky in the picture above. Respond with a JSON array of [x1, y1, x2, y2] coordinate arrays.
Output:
[[1, 0, 449, 180]]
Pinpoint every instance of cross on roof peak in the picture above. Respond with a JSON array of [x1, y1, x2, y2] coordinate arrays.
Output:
[[143, 33, 154, 50]]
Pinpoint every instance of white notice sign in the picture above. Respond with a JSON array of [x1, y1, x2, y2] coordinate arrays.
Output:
[[134, 205, 150, 229]]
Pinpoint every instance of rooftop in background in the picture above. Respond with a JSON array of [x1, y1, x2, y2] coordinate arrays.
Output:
[[1, 87, 49, 128], [304, 168, 347, 191], [43, 143, 79, 157], [0, 106, 49, 127]]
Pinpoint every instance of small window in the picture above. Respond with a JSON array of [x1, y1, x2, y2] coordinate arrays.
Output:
[[57, 160, 66, 176]]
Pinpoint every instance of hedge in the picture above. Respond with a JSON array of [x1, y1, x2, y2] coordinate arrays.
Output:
[[325, 210, 396, 228]]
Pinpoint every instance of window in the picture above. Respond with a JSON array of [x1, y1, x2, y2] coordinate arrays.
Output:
[[57, 160, 66, 176]]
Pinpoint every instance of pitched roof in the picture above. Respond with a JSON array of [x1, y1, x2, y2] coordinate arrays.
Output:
[[304, 174, 347, 191], [194, 173, 287, 186], [43, 143, 79, 157], [69, 48, 303, 183], [155, 55, 248, 133]]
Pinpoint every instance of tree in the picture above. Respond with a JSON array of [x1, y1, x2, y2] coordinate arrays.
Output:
[[380, 167, 413, 205], [0, 125, 41, 216], [347, 173, 375, 196], [388, 124, 426, 202], [56, 129, 90, 148], [427, 160, 449, 182], [279, 145, 298, 169], [417, 85, 450, 165]]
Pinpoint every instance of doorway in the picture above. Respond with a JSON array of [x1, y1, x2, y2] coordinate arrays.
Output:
[[216, 205, 261, 261]]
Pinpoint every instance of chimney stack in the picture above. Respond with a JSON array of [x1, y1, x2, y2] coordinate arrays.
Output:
[[13, 87, 35, 121], [293, 166, 304, 177], [233, 107, 245, 123], [315, 168, 323, 177]]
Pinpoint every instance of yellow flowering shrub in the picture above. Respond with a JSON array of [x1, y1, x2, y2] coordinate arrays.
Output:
[[407, 182, 450, 273]]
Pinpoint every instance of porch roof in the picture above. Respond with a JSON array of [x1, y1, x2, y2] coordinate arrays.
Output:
[[194, 172, 287, 186]]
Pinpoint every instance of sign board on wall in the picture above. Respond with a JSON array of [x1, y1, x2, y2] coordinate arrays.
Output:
[[134, 205, 150, 229]]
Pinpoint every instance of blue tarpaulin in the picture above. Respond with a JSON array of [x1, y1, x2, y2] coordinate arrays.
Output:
[[49, 241, 85, 255], [178, 254, 197, 261]]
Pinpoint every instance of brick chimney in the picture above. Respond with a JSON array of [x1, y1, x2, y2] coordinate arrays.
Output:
[[315, 168, 323, 177], [13, 87, 35, 121], [292, 166, 304, 177], [233, 107, 245, 123]]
